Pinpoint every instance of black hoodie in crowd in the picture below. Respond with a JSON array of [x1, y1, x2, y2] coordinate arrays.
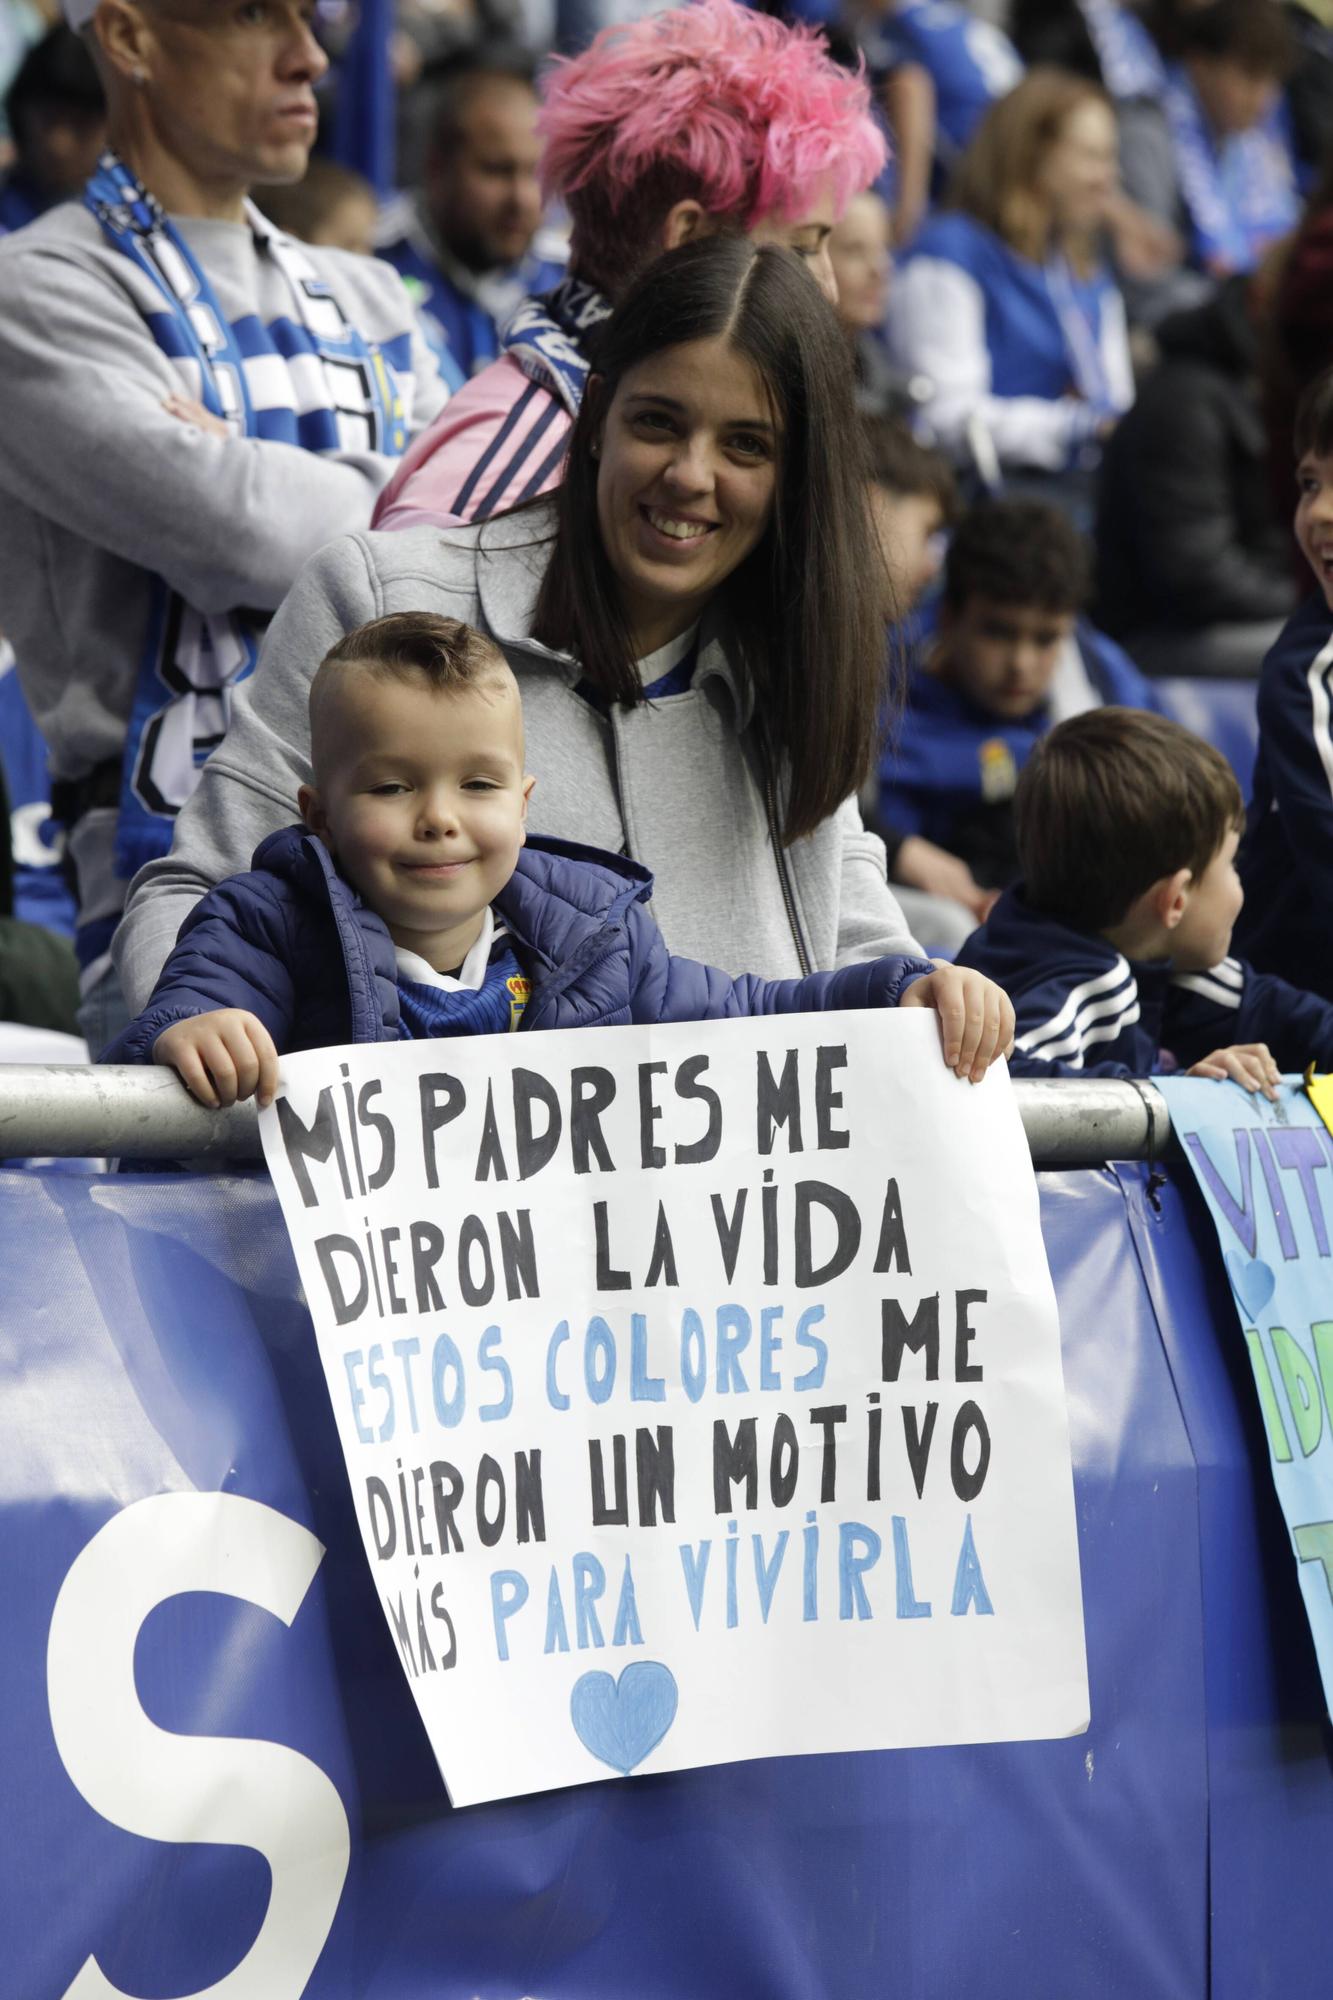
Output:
[[1095, 276, 1297, 640]]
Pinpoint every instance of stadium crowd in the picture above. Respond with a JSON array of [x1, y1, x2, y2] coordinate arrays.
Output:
[[2, 0, 1333, 1094]]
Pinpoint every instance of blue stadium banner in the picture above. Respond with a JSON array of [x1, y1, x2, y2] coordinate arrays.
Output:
[[1160, 1075, 1333, 1713], [3, 1157, 1331, 1998]]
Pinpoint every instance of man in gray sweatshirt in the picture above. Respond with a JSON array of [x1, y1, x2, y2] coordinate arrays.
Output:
[[0, 0, 448, 1049]]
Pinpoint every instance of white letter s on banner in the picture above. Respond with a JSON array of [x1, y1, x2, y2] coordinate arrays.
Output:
[[47, 1492, 350, 2000]]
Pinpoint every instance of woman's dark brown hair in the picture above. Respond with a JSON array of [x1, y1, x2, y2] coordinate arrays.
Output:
[[532, 233, 890, 845]]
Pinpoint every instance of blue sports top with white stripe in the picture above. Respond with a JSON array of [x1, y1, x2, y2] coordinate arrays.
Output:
[[1238, 593, 1333, 1003], [957, 883, 1333, 1078]]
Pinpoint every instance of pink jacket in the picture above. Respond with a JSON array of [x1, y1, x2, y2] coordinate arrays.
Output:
[[372, 355, 572, 531]]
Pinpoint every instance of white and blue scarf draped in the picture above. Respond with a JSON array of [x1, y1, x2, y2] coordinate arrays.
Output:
[[500, 273, 612, 418], [1161, 65, 1299, 276], [85, 151, 410, 882], [1075, 0, 1166, 101], [1042, 252, 1118, 417]]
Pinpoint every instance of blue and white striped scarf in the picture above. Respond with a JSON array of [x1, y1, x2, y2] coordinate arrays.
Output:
[[1161, 66, 1299, 277], [84, 151, 411, 885], [501, 273, 612, 418], [1075, 0, 1166, 102]]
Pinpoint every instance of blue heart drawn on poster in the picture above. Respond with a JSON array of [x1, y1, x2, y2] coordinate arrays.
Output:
[[1224, 1251, 1276, 1322], [570, 1661, 679, 1775]]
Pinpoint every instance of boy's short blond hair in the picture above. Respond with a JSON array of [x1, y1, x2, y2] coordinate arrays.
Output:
[[309, 613, 516, 767], [1015, 708, 1245, 930]]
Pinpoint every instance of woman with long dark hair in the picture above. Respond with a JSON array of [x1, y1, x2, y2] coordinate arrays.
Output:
[[117, 235, 928, 1003]]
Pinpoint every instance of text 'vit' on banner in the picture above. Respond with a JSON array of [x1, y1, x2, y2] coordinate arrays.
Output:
[[260, 1011, 1089, 1806], [1161, 1074, 1333, 1712]]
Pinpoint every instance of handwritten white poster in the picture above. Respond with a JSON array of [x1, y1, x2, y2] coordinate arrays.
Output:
[[261, 1011, 1088, 1806]]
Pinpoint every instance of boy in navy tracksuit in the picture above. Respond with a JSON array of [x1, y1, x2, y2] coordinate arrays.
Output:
[[874, 497, 1159, 927], [956, 706, 1333, 1083], [1236, 365, 1333, 1000], [106, 613, 1014, 1104]]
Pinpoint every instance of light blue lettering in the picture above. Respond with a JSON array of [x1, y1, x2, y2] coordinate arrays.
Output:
[[391, 1337, 421, 1433], [760, 1306, 784, 1391], [892, 1515, 931, 1619], [478, 1325, 512, 1422], [368, 1343, 393, 1442], [630, 1312, 666, 1401], [802, 1509, 819, 1621], [679, 1540, 711, 1629], [680, 1308, 707, 1403], [951, 1514, 994, 1616], [573, 1551, 606, 1647], [716, 1304, 752, 1392], [752, 1530, 789, 1622], [839, 1521, 882, 1620], [343, 1349, 372, 1445], [612, 1555, 644, 1646], [490, 1570, 528, 1661], [431, 1332, 465, 1427], [546, 1319, 570, 1411], [584, 1316, 616, 1404], [544, 1569, 570, 1653], [793, 1305, 828, 1391]]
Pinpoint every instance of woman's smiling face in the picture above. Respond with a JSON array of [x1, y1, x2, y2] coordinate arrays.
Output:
[[594, 336, 780, 657]]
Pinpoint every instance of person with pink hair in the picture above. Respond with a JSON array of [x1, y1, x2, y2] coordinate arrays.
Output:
[[373, 0, 885, 533]]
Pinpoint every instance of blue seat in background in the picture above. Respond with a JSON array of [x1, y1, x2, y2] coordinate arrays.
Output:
[[1152, 677, 1260, 802], [0, 642, 75, 937]]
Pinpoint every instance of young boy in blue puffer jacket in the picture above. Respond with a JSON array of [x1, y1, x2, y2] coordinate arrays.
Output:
[[106, 613, 1014, 1103]]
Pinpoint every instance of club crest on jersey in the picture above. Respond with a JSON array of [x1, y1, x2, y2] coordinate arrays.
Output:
[[979, 738, 1019, 803], [507, 974, 531, 1031]]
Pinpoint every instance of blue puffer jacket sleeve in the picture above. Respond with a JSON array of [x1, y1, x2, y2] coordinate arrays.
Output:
[[621, 898, 936, 1022], [103, 868, 301, 1064]]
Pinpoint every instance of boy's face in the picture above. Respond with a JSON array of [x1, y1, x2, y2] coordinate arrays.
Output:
[[937, 596, 1074, 720], [1189, 56, 1280, 139], [869, 485, 945, 618], [301, 669, 534, 968], [1171, 828, 1245, 973], [1295, 449, 1333, 612]]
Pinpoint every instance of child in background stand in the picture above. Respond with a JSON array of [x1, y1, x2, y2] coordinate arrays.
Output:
[[873, 497, 1158, 937], [957, 707, 1333, 1082], [105, 614, 1015, 1104]]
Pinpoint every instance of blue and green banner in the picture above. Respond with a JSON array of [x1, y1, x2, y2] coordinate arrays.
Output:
[[1160, 1075, 1333, 1713]]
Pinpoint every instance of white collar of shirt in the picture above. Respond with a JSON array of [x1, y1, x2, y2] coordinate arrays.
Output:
[[1046, 636, 1101, 726], [635, 623, 699, 687], [395, 908, 504, 991]]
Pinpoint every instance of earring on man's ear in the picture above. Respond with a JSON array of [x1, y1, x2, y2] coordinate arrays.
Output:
[[132, 66, 147, 84]]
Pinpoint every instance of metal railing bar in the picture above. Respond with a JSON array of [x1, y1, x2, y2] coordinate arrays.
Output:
[[0, 1067, 1170, 1169]]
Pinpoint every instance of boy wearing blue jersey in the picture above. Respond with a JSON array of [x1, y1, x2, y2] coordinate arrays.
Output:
[[874, 497, 1158, 926], [1236, 365, 1333, 1000], [956, 706, 1333, 1083]]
